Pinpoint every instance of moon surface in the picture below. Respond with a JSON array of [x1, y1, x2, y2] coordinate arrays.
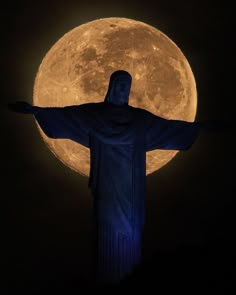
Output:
[[33, 17, 197, 177]]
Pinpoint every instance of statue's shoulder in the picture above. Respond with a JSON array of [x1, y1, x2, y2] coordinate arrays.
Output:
[[77, 102, 103, 110], [128, 105, 152, 116], [78, 102, 99, 107]]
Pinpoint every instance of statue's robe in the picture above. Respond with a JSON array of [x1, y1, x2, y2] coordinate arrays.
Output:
[[31, 101, 201, 283]]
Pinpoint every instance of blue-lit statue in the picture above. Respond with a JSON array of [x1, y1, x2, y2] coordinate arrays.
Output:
[[8, 70, 225, 284]]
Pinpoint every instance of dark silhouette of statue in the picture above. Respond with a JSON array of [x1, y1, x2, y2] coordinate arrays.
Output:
[[8, 70, 227, 284]]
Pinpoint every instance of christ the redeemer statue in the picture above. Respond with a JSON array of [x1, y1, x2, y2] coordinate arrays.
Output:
[[8, 70, 224, 284]]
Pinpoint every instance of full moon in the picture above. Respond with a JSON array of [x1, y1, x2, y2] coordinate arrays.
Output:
[[33, 17, 197, 176]]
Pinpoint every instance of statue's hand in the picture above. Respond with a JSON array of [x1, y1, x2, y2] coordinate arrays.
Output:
[[8, 101, 33, 114]]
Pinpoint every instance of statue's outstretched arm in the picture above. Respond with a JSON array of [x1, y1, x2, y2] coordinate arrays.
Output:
[[8, 101, 34, 114], [8, 101, 90, 147]]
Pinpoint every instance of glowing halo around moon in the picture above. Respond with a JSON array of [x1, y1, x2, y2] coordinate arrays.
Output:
[[33, 17, 197, 177]]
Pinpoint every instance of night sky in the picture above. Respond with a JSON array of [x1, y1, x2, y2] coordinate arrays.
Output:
[[2, 0, 235, 292]]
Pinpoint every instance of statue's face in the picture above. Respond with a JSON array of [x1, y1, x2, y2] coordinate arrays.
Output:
[[112, 79, 131, 105]]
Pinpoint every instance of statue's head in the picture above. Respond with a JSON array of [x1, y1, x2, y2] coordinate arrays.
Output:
[[104, 70, 132, 106]]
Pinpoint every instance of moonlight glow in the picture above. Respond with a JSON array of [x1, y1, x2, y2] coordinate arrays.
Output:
[[33, 17, 197, 176]]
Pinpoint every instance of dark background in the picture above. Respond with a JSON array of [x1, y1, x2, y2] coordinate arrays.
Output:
[[2, 0, 235, 292]]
